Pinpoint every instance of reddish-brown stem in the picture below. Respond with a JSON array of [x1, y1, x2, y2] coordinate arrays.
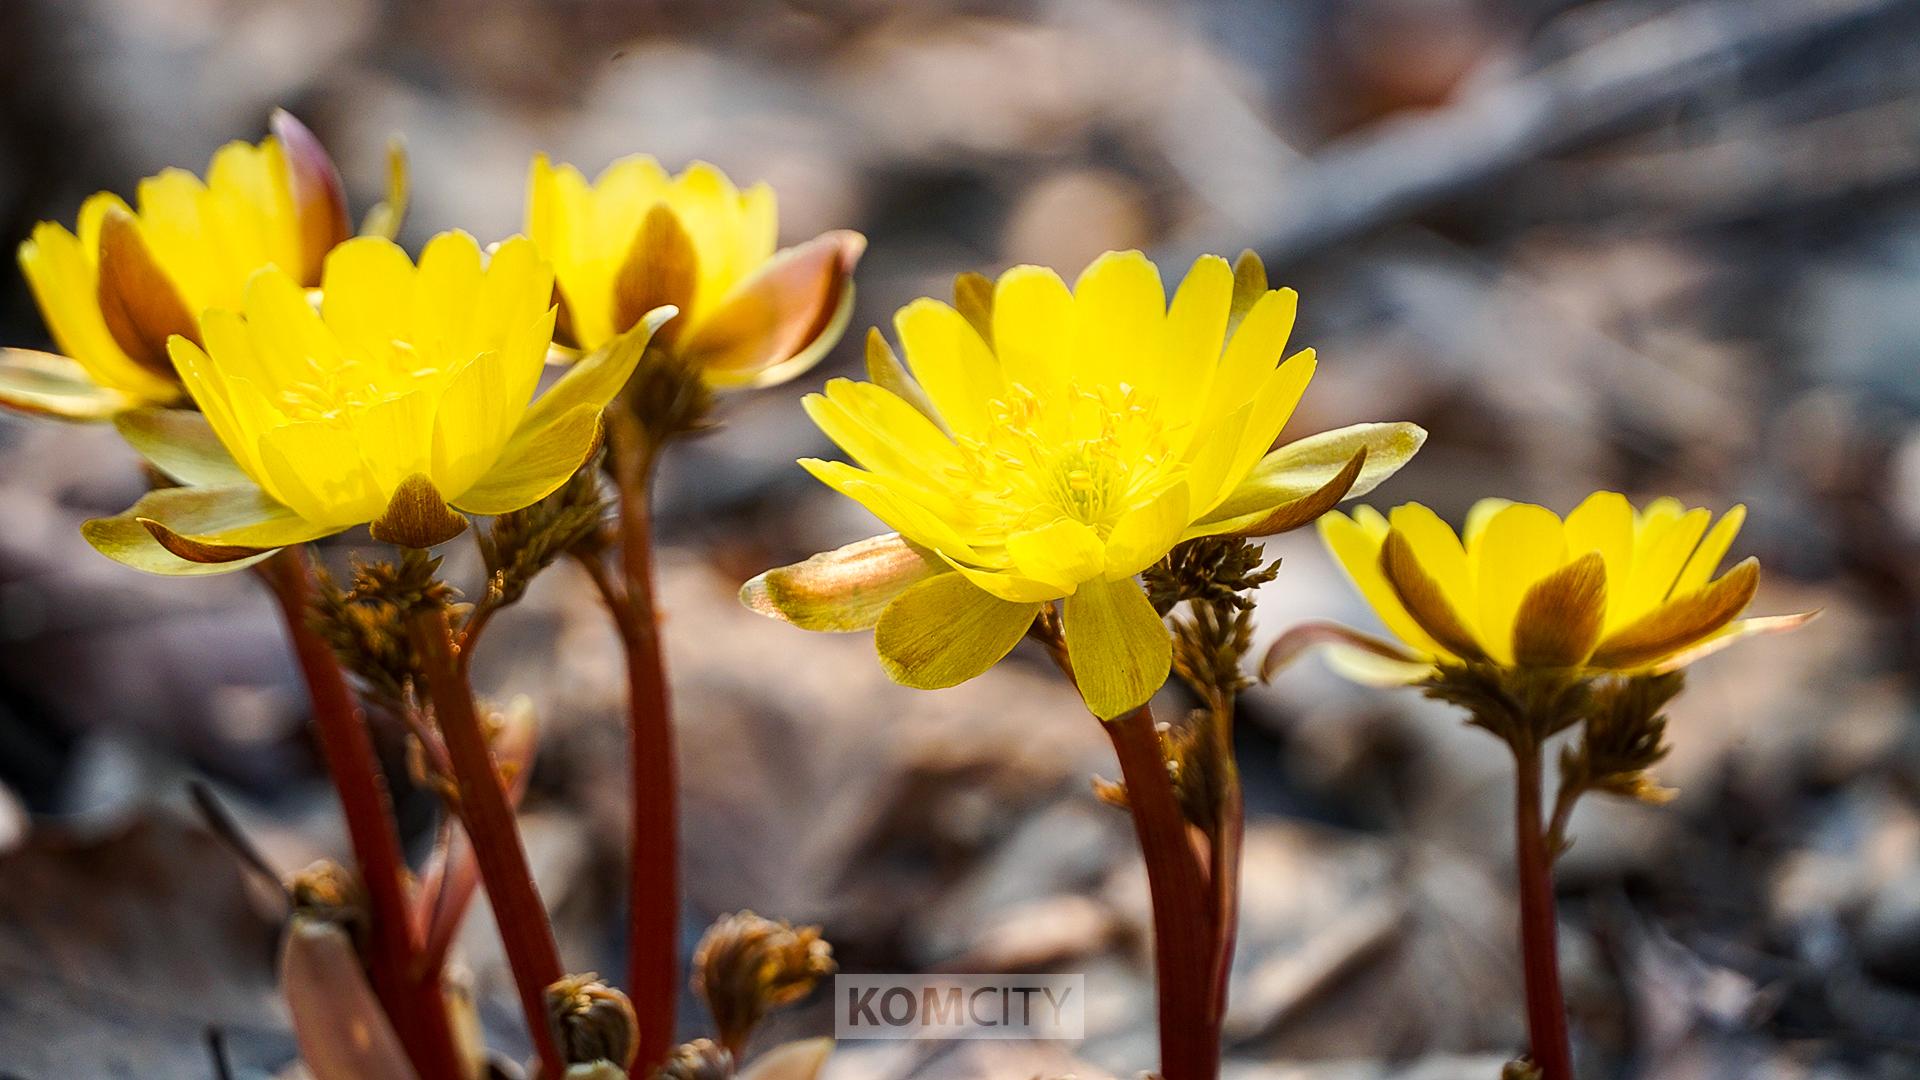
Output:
[[1514, 743, 1575, 1080], [409, 605, 566, 1078], [607, 408, 680, 1074], [258, 548, 464, 1080], [1205, 730, 1243, 1056], [1106, 705, 1216, 1080]]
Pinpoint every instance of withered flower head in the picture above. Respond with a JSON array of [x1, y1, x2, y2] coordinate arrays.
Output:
[[547, 972, 641, 1069], [691, 911, 835, 1054], [653, 1038, 734, 1080]]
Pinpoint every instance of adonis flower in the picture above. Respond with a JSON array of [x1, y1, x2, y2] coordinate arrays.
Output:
[[84, 231, 668, 575], [5, 112, 360, 420], [744, 250, 1425, 719], [526, 154, 863, 389], [1307, 493, 1813, 682]]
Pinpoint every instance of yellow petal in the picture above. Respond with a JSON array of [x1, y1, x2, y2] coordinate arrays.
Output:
[[1069, 251, 1165, 396], [864, 328, 942, 428], [81, 511, 276, 577], [1156, 254, 1233, 428], [1651, 610, 1816, 672], [937, 555, 1066, 603], [1620, 506, 1710, 624], [1104, 485, 1191, 579], [875, 573, 1040, 689], [1210, 347, 1316, 511], [451, 401, 602, 516], [1590, 557, 1759, 669], [1187, 447, 1363, 540], [1472, 502, 1567, 665], [894, 298, 1002, 435], [1205, 287, 1296, 426], [741, 533, 943, 632], [1379, 528, 1483, 662], [1673, 505, 1745, 596], [1202, 421, 1427, 524], [104, 482, 332, 561], [991, 264, 1075, 399], [1062, 576, 1171, 720], [1006, 517, 1106, 591], [18, 214, 176, 400], [1563, 491, 1634, 627], [800, 459, 983, 564], [1319, 509, 1442, 658]]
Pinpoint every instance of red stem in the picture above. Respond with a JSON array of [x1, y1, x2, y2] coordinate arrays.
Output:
[[1106, 705, 1216, 1080], [1514, 743, 1575, 1080], [259, 549, 464, 1080], [1206, 758, 1243, 1055], [608, 411, 680, 1074], [409, 605, 566, 1078]]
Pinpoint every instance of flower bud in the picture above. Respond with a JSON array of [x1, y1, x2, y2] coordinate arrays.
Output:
[[653, 1038, 733, 1080], [691, 912, 834, 1055], [546, 973, 640, 1069]]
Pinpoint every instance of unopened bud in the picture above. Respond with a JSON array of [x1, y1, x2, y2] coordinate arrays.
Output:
[[286, 859, 366, 940], [546, 973, 639, 1069], [692, 912, 834, 1055], [652, 1038, 733, 1080]]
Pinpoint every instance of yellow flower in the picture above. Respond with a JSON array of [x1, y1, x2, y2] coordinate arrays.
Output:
[[526, 154, 864, 388], [5, 112, 363, 419], [83, 231, 671, 576], [1309, 493, 1814, 683], [743, 250, 1426, 719]]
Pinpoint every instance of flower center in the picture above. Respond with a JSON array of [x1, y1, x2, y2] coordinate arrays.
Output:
[[950, 380, 1185, 535]]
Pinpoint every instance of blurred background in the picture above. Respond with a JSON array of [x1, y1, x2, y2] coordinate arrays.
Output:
[[1, 0, 1918, 1076]]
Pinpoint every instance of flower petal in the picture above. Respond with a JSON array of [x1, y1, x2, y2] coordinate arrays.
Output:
[[874, 573, 1040, 689], [96, 206, 198, 378], [1257, 619, 1427, 683], [80, 511, 275, 576], [0, 348, 139, 420], [1473, 503, 1567, 665], [359, 135, 409, 241], [520, 304, 676, 435], [451, 402, 603, 516], [270, 110, 352, 286], [1318, 507, 1444, 657], [1511, 552, 1607, 667], [1188, 447, 1364, 539], [84, 483, 329, 571], [1063, 576, 1171, 720], [1650, 610, 1818, 672], [1070, 250, 1166, 397], [894, 296, 1002, 435], [741, 533, 942, 632], [681, 230, 866, 389], [1203, 421, 1427, 524], [864, 327, 943, 429], [1104, 485, 1192, 579], [1007, 517, 1107, 591], [952, 270, 994, 342], [937, 554, 1065, 603], [992, 264, 1075, 399], [1380, 528, 1486, 662], [1590, 557, 1760, 669], [368, 473, 469, 548], [113, 406, 250, 486], [799, 458, 984, 563], [281, 919, 417, 1080], [614, 204, 699, 343], [1673, 504, 1746, 596]]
